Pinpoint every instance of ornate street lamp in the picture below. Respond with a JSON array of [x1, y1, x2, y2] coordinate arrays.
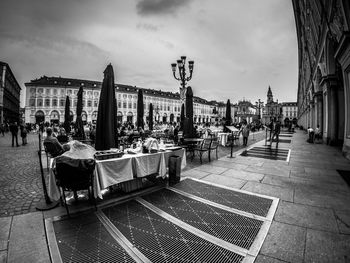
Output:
[[171, 56, 194, 114]]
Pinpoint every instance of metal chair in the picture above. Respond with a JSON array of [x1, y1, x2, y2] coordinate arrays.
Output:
[[54, 156, 97, 216], [194, 138, 211, 164], [209, 137, 219, 161]]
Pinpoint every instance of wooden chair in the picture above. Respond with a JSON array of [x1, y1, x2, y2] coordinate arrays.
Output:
[[194, 138, 211, 164], [54, 156, 97, 217]]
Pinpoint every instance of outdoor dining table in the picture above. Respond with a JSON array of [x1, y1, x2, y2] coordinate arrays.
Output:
[[48, 147, 186, 201], [217, 132, 230, 146], [183, 138, 203, 160]]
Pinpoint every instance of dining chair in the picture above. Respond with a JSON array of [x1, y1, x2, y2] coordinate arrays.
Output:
[[194, 138, 211, 164], [209, 137, 220, 160], [54, 156, 97, 217]]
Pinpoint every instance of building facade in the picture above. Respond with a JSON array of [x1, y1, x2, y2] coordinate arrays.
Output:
[[281, 102, 298, 126], [234, 99, 257, 123], [24, 76, 226, 126], [292, 0, 350, 159], [0, 62, 21, 124]]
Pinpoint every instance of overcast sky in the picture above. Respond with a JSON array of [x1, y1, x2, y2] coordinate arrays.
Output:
[[0, 0, 298, 107]]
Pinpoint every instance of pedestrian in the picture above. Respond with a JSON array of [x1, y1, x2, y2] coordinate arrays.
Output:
[[271, 119, 281, 144], [239, 120, 250, 146], [9, 122, 19, 147], [20, 125, 28, 145]]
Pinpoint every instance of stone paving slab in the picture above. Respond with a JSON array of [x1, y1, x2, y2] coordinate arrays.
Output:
[[304, 228, 350, 263], [334, 210, 350, 234], [193, 164, 228, 174], [260, 221, 306, 263], [294, 186, 350, 211], [221, 168, 265, 182], [275, 201, 338, 232], [182, 169, 210, 179], [201, 173, 247, 189], [255, 254, 289, 262], [0, 217, 11, 251], [263, 174, 349, 193], [7, 212, 50, 263], [242, 181, 293, 202]]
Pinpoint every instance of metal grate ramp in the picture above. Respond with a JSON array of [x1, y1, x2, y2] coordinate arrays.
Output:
[[102, 200, 245, 263], [266, 138, 291, 143], [141, 188, 264, 250], [172, 178, 273, 217], [242, 146, 290, 161], [53, 213, 136, 263]]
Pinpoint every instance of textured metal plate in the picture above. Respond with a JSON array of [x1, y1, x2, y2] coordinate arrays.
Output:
[[142, 189, 263, 250], [103, 200, 244, 263], [172, 178, 273, 217], [242, 147, 289, 161], [54, 213, 136, 263]]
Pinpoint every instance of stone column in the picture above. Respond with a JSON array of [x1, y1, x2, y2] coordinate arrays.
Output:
[[314, 92, 323, 131]]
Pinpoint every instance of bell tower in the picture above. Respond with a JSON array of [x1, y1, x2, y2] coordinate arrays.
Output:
[[267, 86, 273, 104]]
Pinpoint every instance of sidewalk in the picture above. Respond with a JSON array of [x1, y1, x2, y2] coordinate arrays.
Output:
[[1, 129, 350, 262]]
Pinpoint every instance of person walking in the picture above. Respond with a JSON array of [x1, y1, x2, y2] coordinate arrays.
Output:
[[20, 124, 28, 145], [239, 120, 250, 146], [9, 122, 19, 147], [271, 118, 281, 144]]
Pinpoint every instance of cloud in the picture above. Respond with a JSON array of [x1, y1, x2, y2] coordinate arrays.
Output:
[[136, 23, 158, 31], [136, 0, 193, 16]]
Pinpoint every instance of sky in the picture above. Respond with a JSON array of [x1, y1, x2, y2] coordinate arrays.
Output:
[[0, 0, 298, 107]]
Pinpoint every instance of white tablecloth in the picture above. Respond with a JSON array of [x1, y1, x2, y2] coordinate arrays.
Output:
[[48, 148, 186, 200], [217, 133, 230, 146]]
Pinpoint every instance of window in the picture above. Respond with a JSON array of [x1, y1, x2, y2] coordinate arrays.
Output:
[[52, 99, 57, 107], [123, 102, 127, 108], [37, 99, 43, 107], [45, 99, 50, 107], [46, 89, 50, 95], [38, 88, 43, 94], [94, 92, 99, 97], [118, 94, 121, 99], [167, 106, 170, 111], [94, 101, 98, 107], [53, 89, 57, 95], [60, 99, 65, 107], [128, 102, 132, 108], [30, 88, 36, 94], [29, 99, 35, 107], [133, 103, 136, 109], [118, 101, 121, 108], [74, 100, 77, 107], [88, 100, 92, 107]]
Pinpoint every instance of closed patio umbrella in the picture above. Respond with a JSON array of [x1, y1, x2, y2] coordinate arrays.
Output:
[[75, 86, 85, 139], [225, 99, 231, 126], [149, 103, 153, 131], [137, 89, 144, 130], [95, 64, 118, 150], [184, 86, 194, 138], [180, 103, 185, 131], [63, 96, 71, 134]]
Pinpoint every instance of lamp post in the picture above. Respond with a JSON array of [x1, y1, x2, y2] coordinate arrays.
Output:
[[255, 99, 263, 121], [171, 56, 194, 115]]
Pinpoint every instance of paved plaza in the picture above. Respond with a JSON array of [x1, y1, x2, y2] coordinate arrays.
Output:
[[0, 129, 350, 262]]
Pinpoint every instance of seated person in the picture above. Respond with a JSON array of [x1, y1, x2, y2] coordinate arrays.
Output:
[[314, 125, 322, 140], [44, 127, 64, 157], [57, 128, 69, 143]]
